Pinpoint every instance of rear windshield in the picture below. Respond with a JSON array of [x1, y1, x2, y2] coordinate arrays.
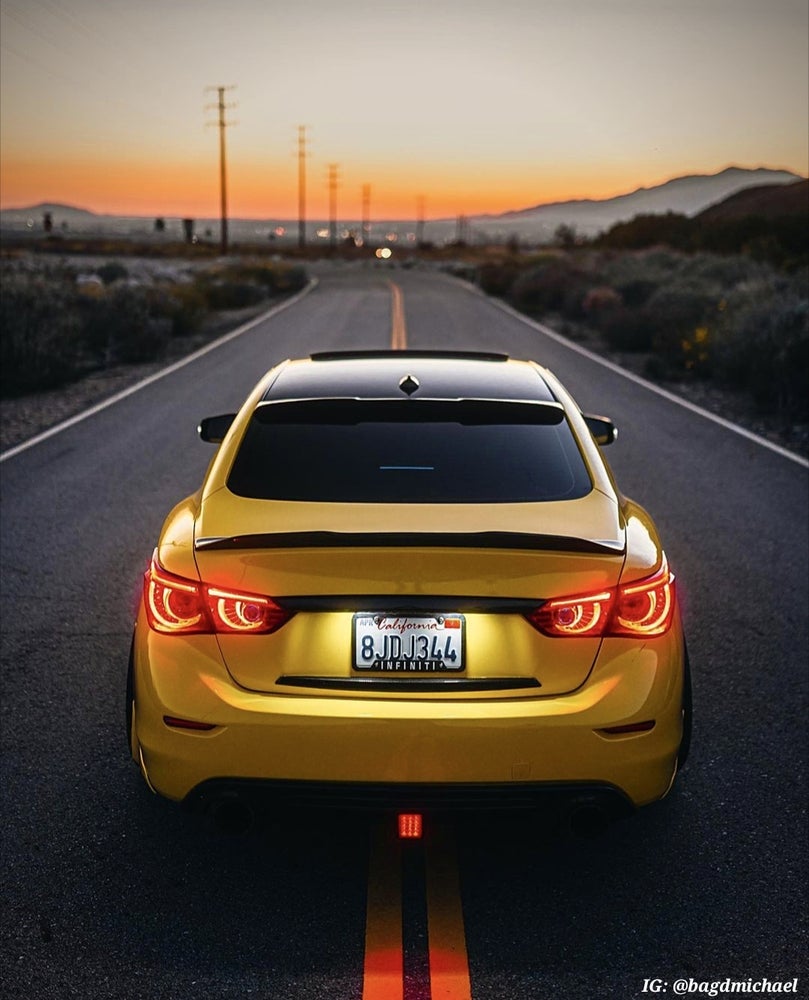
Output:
[[226, 399, 592, 503]]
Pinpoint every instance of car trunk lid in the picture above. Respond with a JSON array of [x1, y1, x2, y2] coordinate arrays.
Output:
[[193, 489, 624, 696]]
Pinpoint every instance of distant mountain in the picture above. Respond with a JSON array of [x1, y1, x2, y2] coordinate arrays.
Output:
[[0, 202, 98, 221], [695, 178, 808, 222], [1, 168, 805, 245], [471, 167, 804, 240]]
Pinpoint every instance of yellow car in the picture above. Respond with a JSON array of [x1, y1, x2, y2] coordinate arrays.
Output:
[[128, 350, 690, 834]]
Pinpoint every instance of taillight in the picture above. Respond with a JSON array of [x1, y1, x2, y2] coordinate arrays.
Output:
[[612, 561, 674, 637], [144, 555, 292, 635], [531, 590, 613, 637], [206, 586, 290, 634], [145, 559, 208, 634], [527, 560, 675, 639]]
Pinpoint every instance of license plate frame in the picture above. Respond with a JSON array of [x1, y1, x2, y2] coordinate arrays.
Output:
[[352, 613, 466, 673]]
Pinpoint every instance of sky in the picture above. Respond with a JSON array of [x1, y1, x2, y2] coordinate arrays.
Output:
[[0, 0, 807, 220]]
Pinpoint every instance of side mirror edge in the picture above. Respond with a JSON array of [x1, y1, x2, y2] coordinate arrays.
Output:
[[582, 413, 618, 446], [198, 413, 237, 444]]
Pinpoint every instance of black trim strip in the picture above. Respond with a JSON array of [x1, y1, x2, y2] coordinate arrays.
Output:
[[195, 531, 624, 555], [309, 349, 510, 362], [275, 675, 541, 692], [277, 595, 541, 613]]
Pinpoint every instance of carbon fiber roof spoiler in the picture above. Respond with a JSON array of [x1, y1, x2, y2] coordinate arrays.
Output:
[[309, 349, 510, 362], [195, 531, 625, 555]]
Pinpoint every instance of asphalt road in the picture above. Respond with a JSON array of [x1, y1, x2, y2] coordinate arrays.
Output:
[[1, 265, 807, 1000]]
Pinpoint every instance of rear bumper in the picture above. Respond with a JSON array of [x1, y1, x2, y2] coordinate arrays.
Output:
[[132, 612, 686, 810], [184, 776, 634, 822]]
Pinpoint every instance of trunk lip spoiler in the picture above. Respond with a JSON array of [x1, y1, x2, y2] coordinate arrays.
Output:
[[194, 531, 625, 555]]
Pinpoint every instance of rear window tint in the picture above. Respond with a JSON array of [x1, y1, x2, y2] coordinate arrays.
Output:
[[227, 399, 592, 503]]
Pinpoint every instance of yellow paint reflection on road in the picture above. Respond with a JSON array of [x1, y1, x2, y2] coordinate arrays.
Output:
[[426, 822, 473, 1000], [363, 824, 403, 1000], [362, 820, 472, 999]]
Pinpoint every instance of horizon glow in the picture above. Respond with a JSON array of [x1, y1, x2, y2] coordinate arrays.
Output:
[[1, 0, 807, 219]]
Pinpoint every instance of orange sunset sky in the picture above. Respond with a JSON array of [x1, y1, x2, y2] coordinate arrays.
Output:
[[1, 0, 807, 221]]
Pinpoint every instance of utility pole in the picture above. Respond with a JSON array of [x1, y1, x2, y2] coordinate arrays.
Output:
[[361, 183, 371, 247], [456, 213, 469, 246], [416, 195, 425, 247], [297, 125, 308, 250], [327, 163, 340, 251], [205, 85, 236, 255]]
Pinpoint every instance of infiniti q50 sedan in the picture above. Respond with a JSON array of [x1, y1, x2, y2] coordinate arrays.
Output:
[[127, 349, 690, 832]]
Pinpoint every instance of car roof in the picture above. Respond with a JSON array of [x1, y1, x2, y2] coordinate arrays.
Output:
[[262, 350, 557, 403]]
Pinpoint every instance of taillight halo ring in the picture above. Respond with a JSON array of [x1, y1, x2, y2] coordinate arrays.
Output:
[[143, 555, 292, 636], [527, 559, 675, 639]]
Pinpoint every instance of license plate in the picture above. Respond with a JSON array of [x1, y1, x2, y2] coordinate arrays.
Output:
[[352, 614, 465, 673]]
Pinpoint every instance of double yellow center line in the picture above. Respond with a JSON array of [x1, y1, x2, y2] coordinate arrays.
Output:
[[389, 281, 408, 350], [363, 822, 472, 1000], [365, 281, 471, 996]]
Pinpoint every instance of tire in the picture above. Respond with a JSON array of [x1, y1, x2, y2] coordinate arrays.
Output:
[[677, 643, 693, 769], [126, 635, 136, 759]]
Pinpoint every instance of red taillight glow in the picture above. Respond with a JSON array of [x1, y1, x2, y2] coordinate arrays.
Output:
[[146, 560, 208, 634], [527, 560, 675, 639], [612, 563, 674, 637], [398, 813, 423, 839], [532, 590, 613, 637], [144, 555, 292, 636], [206, 587, 289, 634]]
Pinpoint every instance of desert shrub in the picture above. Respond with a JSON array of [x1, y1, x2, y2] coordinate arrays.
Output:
[[582, 286, 623, 322], [273, 264, 307, 293], [597, 212, 696, 251], [96, 261, 129, 285], [201, 279, 266, 310], [599, 248, 686, 289], [80, 286, 169, 364], [478, 261, 520, 298], [600, 307, 653, 352], [0, 274, 84, 396], [613, 278, 659, 308], [679, 253, 765, 288], [206, 261, 308, 297], [147, 282, 207, 337], [712, 291, 809, 419], [643, 281, 720, 375], [509, 260, 587, 316]]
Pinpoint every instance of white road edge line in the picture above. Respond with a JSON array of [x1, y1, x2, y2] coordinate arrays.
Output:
[[0, 278, 319, 465], [477, 286, 809, 470]]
